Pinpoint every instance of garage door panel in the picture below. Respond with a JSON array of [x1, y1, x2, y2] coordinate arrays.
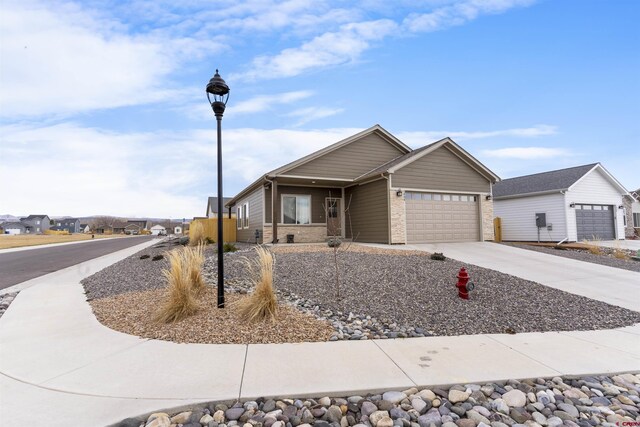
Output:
[[576, 204, 615, 240], [406, 192, 480, 243]]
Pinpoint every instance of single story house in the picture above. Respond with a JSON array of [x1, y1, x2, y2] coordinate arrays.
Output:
[[150, 224, 167, 235], [206, 197, 234, 218], [55, 218, 81, 233], [80, 224, 91, 233], [149, 222, 182, 235], [625, 189, 640, 238], [127, 219, 150, 231], [2, 222, 27, 235], [20, 215, 50, 234], [226, 124, 500, 244], [493, 163, 630, 242]]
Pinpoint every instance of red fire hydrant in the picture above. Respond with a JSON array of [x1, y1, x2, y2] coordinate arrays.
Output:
[[456, 267, 475, 299]]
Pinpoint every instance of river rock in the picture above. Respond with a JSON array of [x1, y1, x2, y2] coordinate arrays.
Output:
[[502, 390, 527, 408], [449, 390, 470, 404]]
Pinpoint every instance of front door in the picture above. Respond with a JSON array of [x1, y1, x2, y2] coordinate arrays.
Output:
[[325, 198, 342, 237]]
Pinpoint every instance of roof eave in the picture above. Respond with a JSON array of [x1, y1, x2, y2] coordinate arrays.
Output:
[[494, 189, 567, 200]]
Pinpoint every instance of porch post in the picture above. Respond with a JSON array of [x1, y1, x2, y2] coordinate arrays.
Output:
[[272, 178, 278, 243]]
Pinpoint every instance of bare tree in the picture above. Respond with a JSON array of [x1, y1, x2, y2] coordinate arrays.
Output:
[[323, 193, 358, 299], [90, 216, 119, 232]]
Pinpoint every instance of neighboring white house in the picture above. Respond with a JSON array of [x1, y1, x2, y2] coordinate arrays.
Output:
[[206, 196, 234, 218], [493, 163, 630, 242], [631, 189, 640, 235], [2, 222, 27, 235], [150, 224, 166, 235]]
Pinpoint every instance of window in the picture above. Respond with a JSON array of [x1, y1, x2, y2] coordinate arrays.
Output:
[[283, 195, 311, 224], [422, 194, 432, 201], [433, 194, 441, 201], [36, 220, 40, 225], [327, 199, 338, 218], [243, 203, 249, 228], [451, 195, 459, 201], [236, 206, 242, 229], [634, 213, 640, 228], [443, 194, 451, 201]]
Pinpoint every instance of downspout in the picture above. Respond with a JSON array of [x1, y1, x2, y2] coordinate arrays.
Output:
[[382, 173, 391, 245], [561, 190, 571, 244], [263, 175, 273, 244]]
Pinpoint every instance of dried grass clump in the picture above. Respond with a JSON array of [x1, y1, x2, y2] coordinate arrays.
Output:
[[189, 221, 206, 247], [582, 237, 602, 255], [154, 249, 199, 323], [185, 244, 206, 296], [232, 246, 278, 323], [612, 241, 629, 260]]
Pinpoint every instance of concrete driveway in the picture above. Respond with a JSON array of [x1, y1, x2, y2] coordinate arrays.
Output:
[[599, 240, 640, 251], [376, 242, 640, 312]]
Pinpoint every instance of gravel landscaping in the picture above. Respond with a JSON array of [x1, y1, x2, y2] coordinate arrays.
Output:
[[115, 373, 640, 427], [503, 243, 640, 273], [82, 242, 640, 343], [0, 291, 18, 319]]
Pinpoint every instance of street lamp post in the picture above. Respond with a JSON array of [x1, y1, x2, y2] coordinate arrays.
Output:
[[206, 69, 230, 308]]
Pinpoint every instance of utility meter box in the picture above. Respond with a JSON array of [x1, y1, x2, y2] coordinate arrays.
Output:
[[535, 213, 546, 228]]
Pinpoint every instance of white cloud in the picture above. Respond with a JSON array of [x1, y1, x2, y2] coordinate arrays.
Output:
[[234, 19, 398, 81], [0, 0, 223, 118], [396, 124, 557, 146], [481, 147, 570, 159], [403, 0, 536, 32], [233, 90, 314, 114], [285, 106, 345, 126]]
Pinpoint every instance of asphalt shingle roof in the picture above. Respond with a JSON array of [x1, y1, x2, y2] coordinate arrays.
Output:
[[493, 163, 598, 198]]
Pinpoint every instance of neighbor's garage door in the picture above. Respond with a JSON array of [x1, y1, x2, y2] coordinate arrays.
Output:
[[405, 192, 480, 243], [576, 204, 615, 240]]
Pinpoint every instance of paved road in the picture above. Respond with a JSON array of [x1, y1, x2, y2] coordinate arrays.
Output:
[[0, 236, 156, 290]]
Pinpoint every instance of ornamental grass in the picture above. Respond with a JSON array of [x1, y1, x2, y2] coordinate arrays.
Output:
[[232, 246, 278, 323], [154, 248, 200, 323], [189, 221, 206, 247]]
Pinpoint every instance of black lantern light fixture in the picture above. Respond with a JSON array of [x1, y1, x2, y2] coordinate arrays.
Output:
[[485, 195, 492, 201], [396, 189, 403, 197], [206, 69, 230, 308]]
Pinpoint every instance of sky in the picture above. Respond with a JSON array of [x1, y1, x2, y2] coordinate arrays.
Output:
[[1, 0, 638, 219]]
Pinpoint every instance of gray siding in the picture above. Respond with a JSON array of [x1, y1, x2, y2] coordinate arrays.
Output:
[[265, 185, 340, 224], [286, 133, 405, 180], [345, 179, 389, 243], [236, 188, 264, 243], [392, 146, 490, 193]]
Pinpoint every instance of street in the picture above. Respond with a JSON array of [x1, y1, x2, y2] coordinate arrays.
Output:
[[0, 236, 156, 290]]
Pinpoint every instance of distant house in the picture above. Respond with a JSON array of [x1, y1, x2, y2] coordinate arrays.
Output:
[[127, 219, 150, 231], [2, 222, 27, 235], [124, 223, 142, 235], [150, 222, 183, 235], [494, 163, 630, 242], [206, 197, 234, 218], [110, 220, 129, 234], [20, 215, 50, 234], [150, 224, 166, 235], [80, 223, 91, 233], [55, 218, 81, 233]]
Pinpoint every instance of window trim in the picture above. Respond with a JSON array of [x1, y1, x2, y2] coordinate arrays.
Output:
[[281, 194, 312, 225], [243, 203, 249, 229], [634, 212, 640, 228], [236, 206, 242, 230]]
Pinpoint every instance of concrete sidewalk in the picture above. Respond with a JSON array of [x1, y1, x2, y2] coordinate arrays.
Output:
[[599, 239, 640, 251], [366, 242, 640, 312], [1, 241, 639, 426]]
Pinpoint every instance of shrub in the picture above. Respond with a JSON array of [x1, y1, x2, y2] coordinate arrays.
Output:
[[232, 246, 277, 322], [154, 249, 199, 323], [152, 254, 164, 261], [206, 237, 215, 245], [223, 242, 238, 253], [327, 238, 341, 248], [430, 252, 446, 261], [189, 222, 206, 247], [612, 241, 629, 260], [139, 254, 150, 259]]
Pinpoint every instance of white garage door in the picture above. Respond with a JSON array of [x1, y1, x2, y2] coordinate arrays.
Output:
[[406, 192, 480, 243]]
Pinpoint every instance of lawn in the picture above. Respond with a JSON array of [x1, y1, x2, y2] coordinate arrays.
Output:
[[0, 233, 126, 249]]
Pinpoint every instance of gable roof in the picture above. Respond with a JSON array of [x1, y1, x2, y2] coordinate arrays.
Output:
[[356, 137, 500, 183], [493, 163, 630, 199], [207, 197, 233, 215], [21, 214, 49, 220], [268, 124, 412, 177]]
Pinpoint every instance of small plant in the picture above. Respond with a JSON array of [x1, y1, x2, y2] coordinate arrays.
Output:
[[206, 237, 215, 245], [154, 249, 199, 323], [139, 254, 150, 259], [223, 242, 237, 253], [152, 254, 164, 261], [612, 241, 629, 260], [582, 237, 602, 255], [327, 238, 341, 248], [232, 246, 277, 322], [430, 252, 446, 261], [189, 222, 206, 247]]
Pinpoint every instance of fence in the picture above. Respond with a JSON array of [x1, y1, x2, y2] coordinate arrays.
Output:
[[189, 218, 237, 243], [493, 217, 502, 243], [44, 229, 70, 235]]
